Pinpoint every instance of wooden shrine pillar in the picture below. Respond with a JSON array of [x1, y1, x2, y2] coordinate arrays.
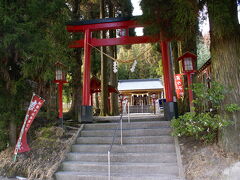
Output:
[[80, 29, 93, 122], [160, 41, 178, 120]]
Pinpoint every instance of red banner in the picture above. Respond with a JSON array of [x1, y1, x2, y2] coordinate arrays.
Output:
[[174, 74, 184, 99], [14, 94, 45, 154]]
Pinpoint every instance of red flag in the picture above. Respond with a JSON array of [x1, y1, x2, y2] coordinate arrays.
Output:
[[14, 94, 45, 155], [174, 74, 184, 99]]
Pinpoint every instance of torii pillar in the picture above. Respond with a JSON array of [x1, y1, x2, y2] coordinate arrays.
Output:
[[80, 29, 93, 123], [161, 41, 178, 120]]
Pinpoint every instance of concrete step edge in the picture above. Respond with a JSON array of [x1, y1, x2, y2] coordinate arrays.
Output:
[[63, 161, 178, 166], [72, 143, 175, 146], [81, 127, 172, 132], [77, 135, 173, 139], [55, 170, 179, 178], [85, 121, 170, 126], [67, 152, 177, 156], [82, 127, 171, 131]]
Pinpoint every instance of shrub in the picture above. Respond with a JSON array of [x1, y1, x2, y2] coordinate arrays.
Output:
[[171, 112, 231, 143], [171, 81, 240, 143]]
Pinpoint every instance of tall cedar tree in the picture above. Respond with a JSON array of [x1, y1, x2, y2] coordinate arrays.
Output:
[[141, 0, 240, 153], [205, 0, 240, 153], [99, 0, 133, 116], [0, 0, 70, 148], [99, 0, 109, 116]]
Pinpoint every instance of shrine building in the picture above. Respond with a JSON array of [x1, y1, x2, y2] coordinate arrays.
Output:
[[118, 79, 164, 113]]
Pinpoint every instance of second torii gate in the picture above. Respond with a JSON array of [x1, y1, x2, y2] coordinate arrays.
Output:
[[66, 16, 177, 122]]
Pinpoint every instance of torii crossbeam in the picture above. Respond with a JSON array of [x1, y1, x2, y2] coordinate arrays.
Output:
[[66, 16, 176, 122]]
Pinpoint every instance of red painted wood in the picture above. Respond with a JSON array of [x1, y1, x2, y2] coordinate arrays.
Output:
[[69, 36, 160, 48], [187, 73, 193, 108], [90, 77, 118, 94], [58, 83, 63, 118], [177, 51, 197, 61], [82, 29, 92, 106], [67, 20, 141, 32], [160, 41, 173, 102]]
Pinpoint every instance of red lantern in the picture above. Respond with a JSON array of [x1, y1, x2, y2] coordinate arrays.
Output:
[[54, 62, 67, 82], [177, 52, 197, 73], [53, 61, 68, 127], [177, 52, 197, 111]]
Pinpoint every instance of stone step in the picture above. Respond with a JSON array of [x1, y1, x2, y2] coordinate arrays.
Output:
[[80, 127, 172, 137], [61, 161, 179, 175], [72, 144, 176, 153], [94, 117, 163, 123], [55, 171, 182, 180], [77, 135, 174, 144], [84, 121, 170, 130], [67, 152, 177, 163]]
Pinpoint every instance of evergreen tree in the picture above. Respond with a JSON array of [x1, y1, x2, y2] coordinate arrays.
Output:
[[0, 0, 70, 148], [204, 0, 240, 153]]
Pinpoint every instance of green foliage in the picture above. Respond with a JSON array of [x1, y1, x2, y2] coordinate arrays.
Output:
[[171, 81, 240, 143], [36, 127, 64, 141], [0, 0, 71, 151], [192, 82, 226, 112], [117, 44, 162, 80], [0, 79, 31, 150], [171, 112, 231, 143], [140, 0, 198, 40], [0, 120, 8, 151], [225, 104, 240, 113]]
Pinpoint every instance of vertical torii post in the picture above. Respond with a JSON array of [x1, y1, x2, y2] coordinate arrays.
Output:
[[81, 29, 93, 122], [161, 41, 177, 120]]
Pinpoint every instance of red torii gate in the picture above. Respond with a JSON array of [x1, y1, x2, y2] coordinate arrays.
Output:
[[66, 16, 176, 122]]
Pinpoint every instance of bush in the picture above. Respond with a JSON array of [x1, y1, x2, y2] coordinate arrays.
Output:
[[171, 81, 240, 143], [171, 112, 231, 143]]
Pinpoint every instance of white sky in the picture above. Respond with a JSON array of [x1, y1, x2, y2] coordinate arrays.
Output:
[[131, 0, 143, 36], [132, 0, 142, 16]]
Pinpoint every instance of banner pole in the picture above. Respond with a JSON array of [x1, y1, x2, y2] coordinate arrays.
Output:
[[13, 93, 35, 162]]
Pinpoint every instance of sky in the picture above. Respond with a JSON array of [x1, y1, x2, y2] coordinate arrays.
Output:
[[132, 0, 142, 16], [131, 0, 143, 36]]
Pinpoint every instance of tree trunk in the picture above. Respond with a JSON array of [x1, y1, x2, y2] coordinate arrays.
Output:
[[108, 2, 119, 116], [9, 117, 16, 147], [67, 49, 82, 121], [66, 0, 82, 121], [207, 0, 240, 153], [100, 0, 109, 116]]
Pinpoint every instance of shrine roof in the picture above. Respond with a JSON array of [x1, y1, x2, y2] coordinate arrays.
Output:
[[67, 16, 139, 26], [118, 78, 163, 91], [197, 58, 211, 73]]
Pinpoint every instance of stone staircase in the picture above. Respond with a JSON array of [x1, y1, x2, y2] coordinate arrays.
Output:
[[55, 119, 184, 180]]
